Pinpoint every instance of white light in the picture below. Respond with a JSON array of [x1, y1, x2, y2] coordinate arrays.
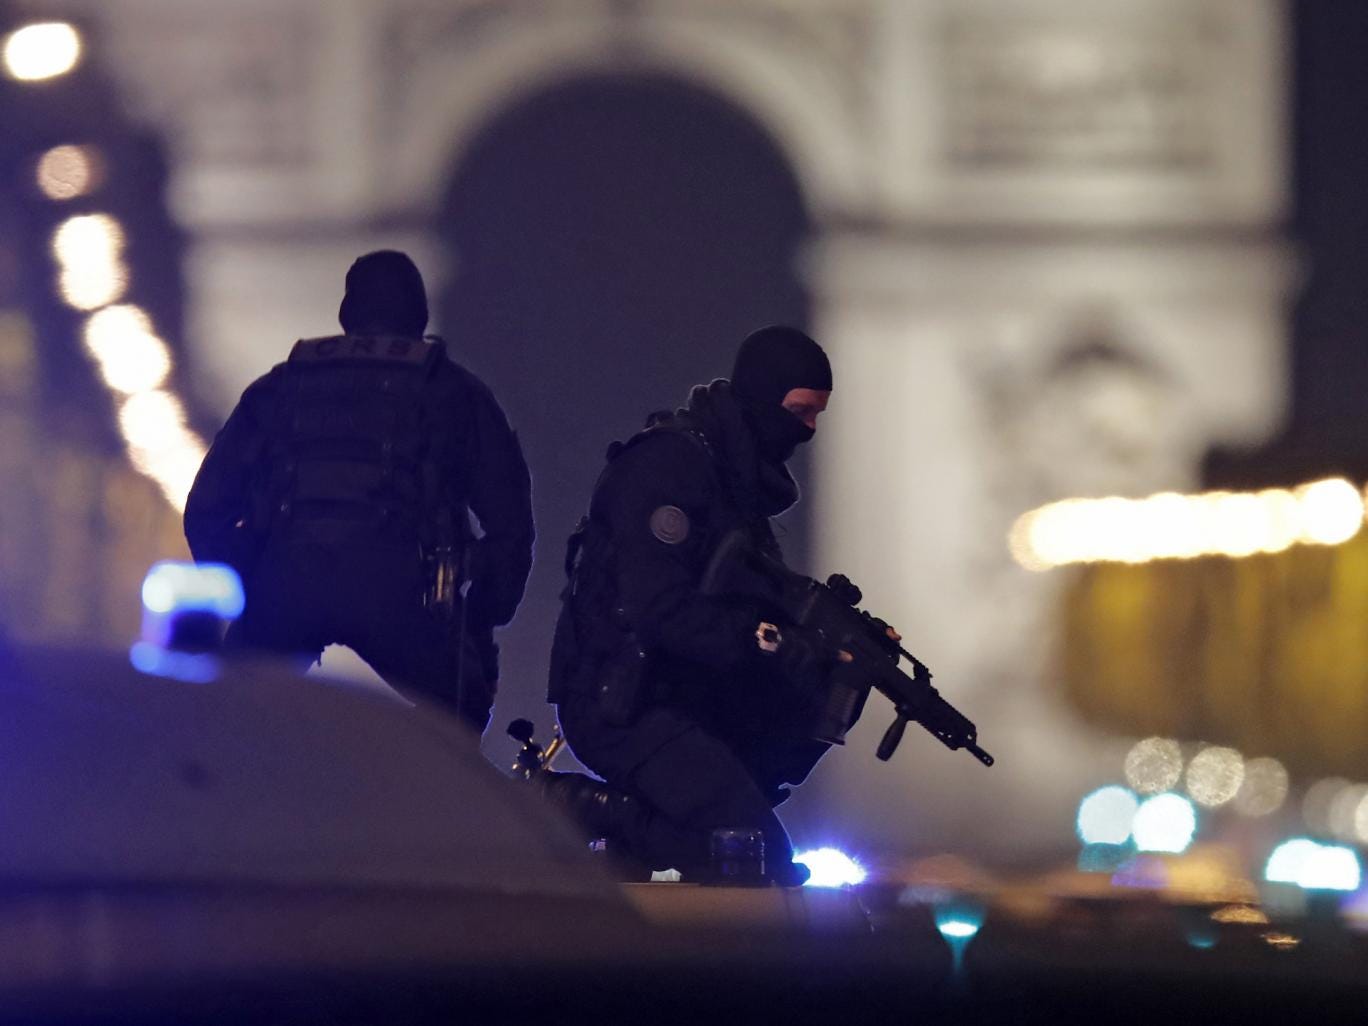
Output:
[[1302, 778, 1350, 836], [1304, 846, 1362, 892], [1329, 784, 1368, 842], [1184, 747, 1245, 808], [1124, 738, 1184, 795], [1265, 838, 1362, 892], [1296, 479, 1364, 545], [1076, 785, 1139, 845], [1132, 793, 1197, 854], [51, 213, 128, 311], [141, 561, 244, 619], [36, 144, 99, 200], [119, 390, 187, 450], [937, 919, 980, 939], [1009, 477, 1368, 569], [934, 903, 986, 943], [3, 22, 82, 82], [83, 305, 172, 394], [794, 847, 867, 888], [1233, 757, 1289, 817], [118, 391, 205, 511]]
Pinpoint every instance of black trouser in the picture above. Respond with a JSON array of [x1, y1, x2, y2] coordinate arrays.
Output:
[[557, 690, 829, 875], [227, 540, 494, 734]]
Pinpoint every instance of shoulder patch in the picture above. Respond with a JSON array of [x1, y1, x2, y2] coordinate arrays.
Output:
[[649, 505, 691, 545], [289, 335, 439, 366]]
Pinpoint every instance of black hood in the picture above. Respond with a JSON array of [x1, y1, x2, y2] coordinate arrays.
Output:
[[677, 380, 800, 519], [338, 250, 429, 337], [730, 326, 832, 463]]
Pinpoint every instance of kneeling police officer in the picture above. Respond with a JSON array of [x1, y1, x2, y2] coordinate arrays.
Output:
[[184, 251, 533, 733], [548, 326, 845, 885]]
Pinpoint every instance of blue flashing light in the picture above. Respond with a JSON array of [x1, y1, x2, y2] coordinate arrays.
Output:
[[934, 899, 986, 941], [937, 917, 981, 940], [129, 642, 219, 684], [141, 562, 244, 619], [794, 847, 867, 888], [1186, 928, 1217, 951], [1265, 838, 1362, 892]]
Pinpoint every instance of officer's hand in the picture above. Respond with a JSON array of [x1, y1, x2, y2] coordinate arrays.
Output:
[[757, 622, 846, 692]]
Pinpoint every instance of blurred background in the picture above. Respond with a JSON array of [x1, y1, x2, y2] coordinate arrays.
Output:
[[3, 0, 1368, 898]]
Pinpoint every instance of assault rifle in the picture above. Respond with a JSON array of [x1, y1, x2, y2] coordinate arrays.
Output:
[[701, 530, 993, 768]]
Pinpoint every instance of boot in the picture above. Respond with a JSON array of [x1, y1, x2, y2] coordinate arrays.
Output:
[[536, 770, 643, 844]]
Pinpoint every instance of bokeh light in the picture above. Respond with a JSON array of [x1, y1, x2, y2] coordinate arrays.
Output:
[[1124, 737, 1183, 795], [2, 21, 82, 82], [1302, 777, 1350, 836], [794, 847, 867, 888], [1132, 793, 1197, 853], [1232, 757, 1289, 817], [1210, 904, 1269, 925], [118, 390, 187, 451], [118, 391, 205, 510], [1265, 838, 1362, 891], [1184, 747, 1245, 808], [35, 144, 101, 200], [1010, 478, 1367, 569], [1076, 785, 1139, 845], [83, 305, 172, 394], [1328, 783, 1368, 842], [141, 561, 244, 619], [51, 213, 129, 311], [1296, 478, 1364, 544]]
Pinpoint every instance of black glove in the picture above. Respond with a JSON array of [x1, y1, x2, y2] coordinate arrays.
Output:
[[767, 622, 833, 694]]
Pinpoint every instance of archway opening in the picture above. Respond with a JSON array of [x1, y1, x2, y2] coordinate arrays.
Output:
[[437, 71, 812, 735]]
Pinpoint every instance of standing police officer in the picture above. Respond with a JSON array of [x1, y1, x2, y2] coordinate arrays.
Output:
[[184, 250, 533, 734], [547, 326, 839, 884]]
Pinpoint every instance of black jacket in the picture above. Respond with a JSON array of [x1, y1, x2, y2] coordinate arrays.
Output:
[[552, 380, 803, 727], [184, 334, 533, 632]]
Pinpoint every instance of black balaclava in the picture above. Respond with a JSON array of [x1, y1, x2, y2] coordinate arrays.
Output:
[[730, 326, 833, 464], [337, 250, 429, 337]]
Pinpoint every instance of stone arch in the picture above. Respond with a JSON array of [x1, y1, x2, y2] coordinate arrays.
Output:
[[428, 65, 813, 737], [379, 16, 868, 222]]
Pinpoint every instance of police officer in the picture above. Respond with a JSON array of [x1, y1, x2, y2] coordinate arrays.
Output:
[[184, 250, 533, 733], [547, 326, 839, 885]]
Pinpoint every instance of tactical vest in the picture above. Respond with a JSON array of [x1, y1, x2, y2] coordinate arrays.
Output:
[[258, 334, 468, 548], [547, 415, 779, 709]]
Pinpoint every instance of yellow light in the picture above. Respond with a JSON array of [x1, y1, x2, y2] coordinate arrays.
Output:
[[1123, 737, 1183, 795], [51, 213, 128, 311], [1262, 931, 1300, 951], [83, 305, 172, 395], [1233, 757, 1289, 817], [2, 21, 82, 81], [1210, 904, 1268, 926], [1294, 478, 1363, 545], [35, 144, 101, 200], [1184, 746, 1245, 808], [1010, 477, 1368, 569]]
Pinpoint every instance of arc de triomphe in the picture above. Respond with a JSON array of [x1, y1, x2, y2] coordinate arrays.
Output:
[[57, 0, 1290, 859]]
